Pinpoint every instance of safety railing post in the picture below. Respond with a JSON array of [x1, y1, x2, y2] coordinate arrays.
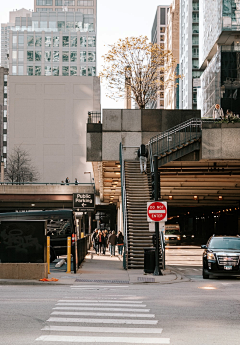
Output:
[[47, 236, 50, 275], [66, 236, 71, 273]]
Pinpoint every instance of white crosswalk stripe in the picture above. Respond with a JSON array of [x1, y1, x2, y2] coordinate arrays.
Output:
[[36, 287, 170, 344]]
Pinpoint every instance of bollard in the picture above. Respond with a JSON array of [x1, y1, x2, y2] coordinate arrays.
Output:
[[47, 236, 50, 275], [81, 232, 84, 238], [66, 237, 71, 273]]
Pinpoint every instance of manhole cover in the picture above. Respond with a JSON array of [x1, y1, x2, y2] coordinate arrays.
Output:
[[75, 279, 129, 284], [137, 277, 155, 283]]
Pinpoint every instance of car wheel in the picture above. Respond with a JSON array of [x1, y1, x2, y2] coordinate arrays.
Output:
[[50, 247, 56, 263], [203, 268, 209, 279]]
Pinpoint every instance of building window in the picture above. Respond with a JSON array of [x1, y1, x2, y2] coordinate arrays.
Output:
[[4, 110, 7, 117], [70, 66, 77, 75], [80, 36, 87, 47], [80, 51, 86, 62], [88, 66, 96, 76], [3, 123, 7, 130], [45, 36, 51, 47], [58, 21, 65, 31], [88, 36, 96, 47], [80, 66, 86, 76], [53, 36, 59, 47], [160, 27, 165, 33], [4, 75, 7, 82], [36, 0, 53, 5], [78, 1, 93, 5], [35, 51, 42, 61], [40, 21, 48, 29], [160, 35, 164, 42], [62, 51, 69, 62], [71, 36, 77, 47], [18, 66, 24, 75], [160, 8, 166, 25], [45, 66, 52, 76], [12, 35, 17, 45], [45, 51, 51, 62], [52, 66, 59, 76], [62, 66, 69, 76], [55, 0, 63, 5], [66, 22, 74, 30], [27, 51, 34, 61], [53, 51, 59, 62], [27, 36, 34, 46], [35, 66, 41, 75], [70, 51, 77, 62], [88, 51, 96, 62], [63, 36, 69, 47], [12, 51, 17, 61], [18, 51, 24, 62], [27, 66, 34, 75], [35, 36, 42, 47], [18, 35, 24, 45]]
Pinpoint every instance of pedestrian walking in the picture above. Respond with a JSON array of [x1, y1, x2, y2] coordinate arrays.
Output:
[[137, 144, 148, 174], [117, 231, 124, 256], [75, 178, 79, 185], [91, 229, 98, 254], [65, 177, 70, 184], [102, 231, 108, 255], [97, 230, 103, 255], [108, 230, 117, 257]]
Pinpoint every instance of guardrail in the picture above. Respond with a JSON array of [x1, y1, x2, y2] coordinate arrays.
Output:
[[76, 235, 91, 270], [87, 111, 101, 124], [119, 142, 128, 270]]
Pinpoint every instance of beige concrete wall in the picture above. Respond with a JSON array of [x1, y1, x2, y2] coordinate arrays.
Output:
[[202, 126, 240, 159], [0, 263, 48, 279], [8, 76, 100, 183]]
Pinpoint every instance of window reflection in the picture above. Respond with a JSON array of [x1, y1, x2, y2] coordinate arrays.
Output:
[[70, 51, 77, 62], [88, 36, 96, 47], [62, 66, 69, 76], [63, 36, 69, 47], [45, 66, 52, 76], [27, 51, 34, 61], [71, 36, 77, 47], [70, 66, 77, 75], [45, 36, 51, 47], [62, 51, 69, 61], [58, 21, 65, 31], [80, 36, 87, 47], [35, 51, 42, 61], [88, 66, 96, 76], [27, 36, 34, 46], [27, 66, 33, 75], [80, 66, 86, 76], [45, 51, 51, 62], [35, 66, 41, 75], [52, 66, 59, 76], [35, 36, 42, 47], [53, 51, 59, 62], [53, 36, 59, 47], [88, 51, 96, 62], [80, 51, 86, 62]]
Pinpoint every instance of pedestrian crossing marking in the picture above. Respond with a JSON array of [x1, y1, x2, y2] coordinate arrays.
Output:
[[57, 302, 147, 307], [47, 317, 158, 325], [36, 335, 170, 343], [41, 325, 163, 334], [51, 311, 155, 318], [54, 306, 150, 312], [59, 299, 144, 303]]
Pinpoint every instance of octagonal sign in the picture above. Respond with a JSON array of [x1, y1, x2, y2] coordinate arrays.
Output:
[[147, 201, 167, 222]]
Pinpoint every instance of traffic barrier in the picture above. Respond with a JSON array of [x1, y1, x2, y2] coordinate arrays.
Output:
[[47, 236, 50, 274]]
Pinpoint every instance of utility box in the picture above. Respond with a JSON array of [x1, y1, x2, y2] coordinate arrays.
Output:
[[144, 247, 155, 274], [0, 221, 47, 263]]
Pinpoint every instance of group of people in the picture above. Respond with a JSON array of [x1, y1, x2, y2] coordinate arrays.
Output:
[[61, 177, 79, 185], [91, 229, 124, 257]]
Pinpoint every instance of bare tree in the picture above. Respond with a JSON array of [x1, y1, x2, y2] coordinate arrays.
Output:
[[5, 146, 39, 184], [99, 36, 182, 109]]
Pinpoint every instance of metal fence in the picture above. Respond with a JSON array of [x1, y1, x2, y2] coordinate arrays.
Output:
[[87, 111, 101, 124], [76, 235, 91, 270]]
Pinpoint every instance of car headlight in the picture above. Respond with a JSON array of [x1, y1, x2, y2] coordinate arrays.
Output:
[[177, 236, 181, 240], [183, 235, 186, 238], [165, 237, 169, 240], [191, 235, 194, 238], [207, 253, 216, 261]]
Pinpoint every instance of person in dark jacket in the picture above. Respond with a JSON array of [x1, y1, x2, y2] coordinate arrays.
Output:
[[91, 229, 98, 254], [96, 230, 103, 255], [117, 231, 124, 256], [108, 230, 117, 257], [102, 231, 108, 255], [137, 144, 148, 174]]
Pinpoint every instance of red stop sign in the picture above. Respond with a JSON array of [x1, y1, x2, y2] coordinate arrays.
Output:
[[147, 202, 167, 222]]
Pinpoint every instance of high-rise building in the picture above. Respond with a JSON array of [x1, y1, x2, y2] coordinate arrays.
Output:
[[1, 9, 32, 68], [34, 0, 96, 17], [199, 0, 240, 118], [0, 68, 8, 167], [179, 0, 201, 110], [151, 5, 169, 109], [164, 0, 180, 109]]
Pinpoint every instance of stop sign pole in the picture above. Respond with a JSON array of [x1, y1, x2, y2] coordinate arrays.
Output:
[[153, 155, 162, 276]]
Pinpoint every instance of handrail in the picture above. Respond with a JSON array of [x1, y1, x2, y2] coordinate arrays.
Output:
[[149, 118, 202, 173], [160, 231, 165, 270], [119, 142, 128, 270]]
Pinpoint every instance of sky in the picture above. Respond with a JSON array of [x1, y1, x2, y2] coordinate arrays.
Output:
[[0, 0, 172, 109]]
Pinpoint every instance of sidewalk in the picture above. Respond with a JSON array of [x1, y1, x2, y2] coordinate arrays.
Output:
[[0, 250, 186, 285]]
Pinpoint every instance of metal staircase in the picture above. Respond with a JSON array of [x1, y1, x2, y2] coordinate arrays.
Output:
[[124, 161, 163, 269]]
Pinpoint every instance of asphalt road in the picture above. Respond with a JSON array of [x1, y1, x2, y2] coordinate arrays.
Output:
[[1, 246, 240, 345]]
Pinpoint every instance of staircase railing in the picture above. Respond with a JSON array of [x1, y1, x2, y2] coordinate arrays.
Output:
[[149, 118, 202, 173], [119, 142, 128, 270]]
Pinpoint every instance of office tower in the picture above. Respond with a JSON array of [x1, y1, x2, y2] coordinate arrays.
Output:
[[0, 68, 8, 167], [164, 0, 180, 109], [1, 9, 32, 68], [179, 0, 201, 110], [199, 0, 240, 118], [151, 5, 169, 109]]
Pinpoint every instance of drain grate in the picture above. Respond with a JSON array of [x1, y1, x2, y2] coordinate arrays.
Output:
[[75, 279, 129, 284], [137, 277, 155, 283]]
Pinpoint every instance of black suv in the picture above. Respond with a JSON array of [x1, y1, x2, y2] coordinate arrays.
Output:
[[202, 235, 240, 279]]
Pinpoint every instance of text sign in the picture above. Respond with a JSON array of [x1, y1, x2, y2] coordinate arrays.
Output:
[[73, 193, 95, 211], [147, 202, 167, 222]]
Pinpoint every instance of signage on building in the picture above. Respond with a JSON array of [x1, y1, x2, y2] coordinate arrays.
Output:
[[147, 201, 167, 222], [73, 193, 95, 211], [193, 78, 201, 88]]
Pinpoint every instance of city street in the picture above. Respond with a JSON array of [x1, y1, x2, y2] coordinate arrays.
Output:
[[1, 246, 240, 345]]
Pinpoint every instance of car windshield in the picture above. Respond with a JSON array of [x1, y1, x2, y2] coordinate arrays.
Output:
[[209, 238, 240, 250], [165, 230, 180, 235]]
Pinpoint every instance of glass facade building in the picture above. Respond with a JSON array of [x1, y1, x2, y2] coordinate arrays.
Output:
[[9, 11, 96, 76], [199, 0, 240, 117]]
